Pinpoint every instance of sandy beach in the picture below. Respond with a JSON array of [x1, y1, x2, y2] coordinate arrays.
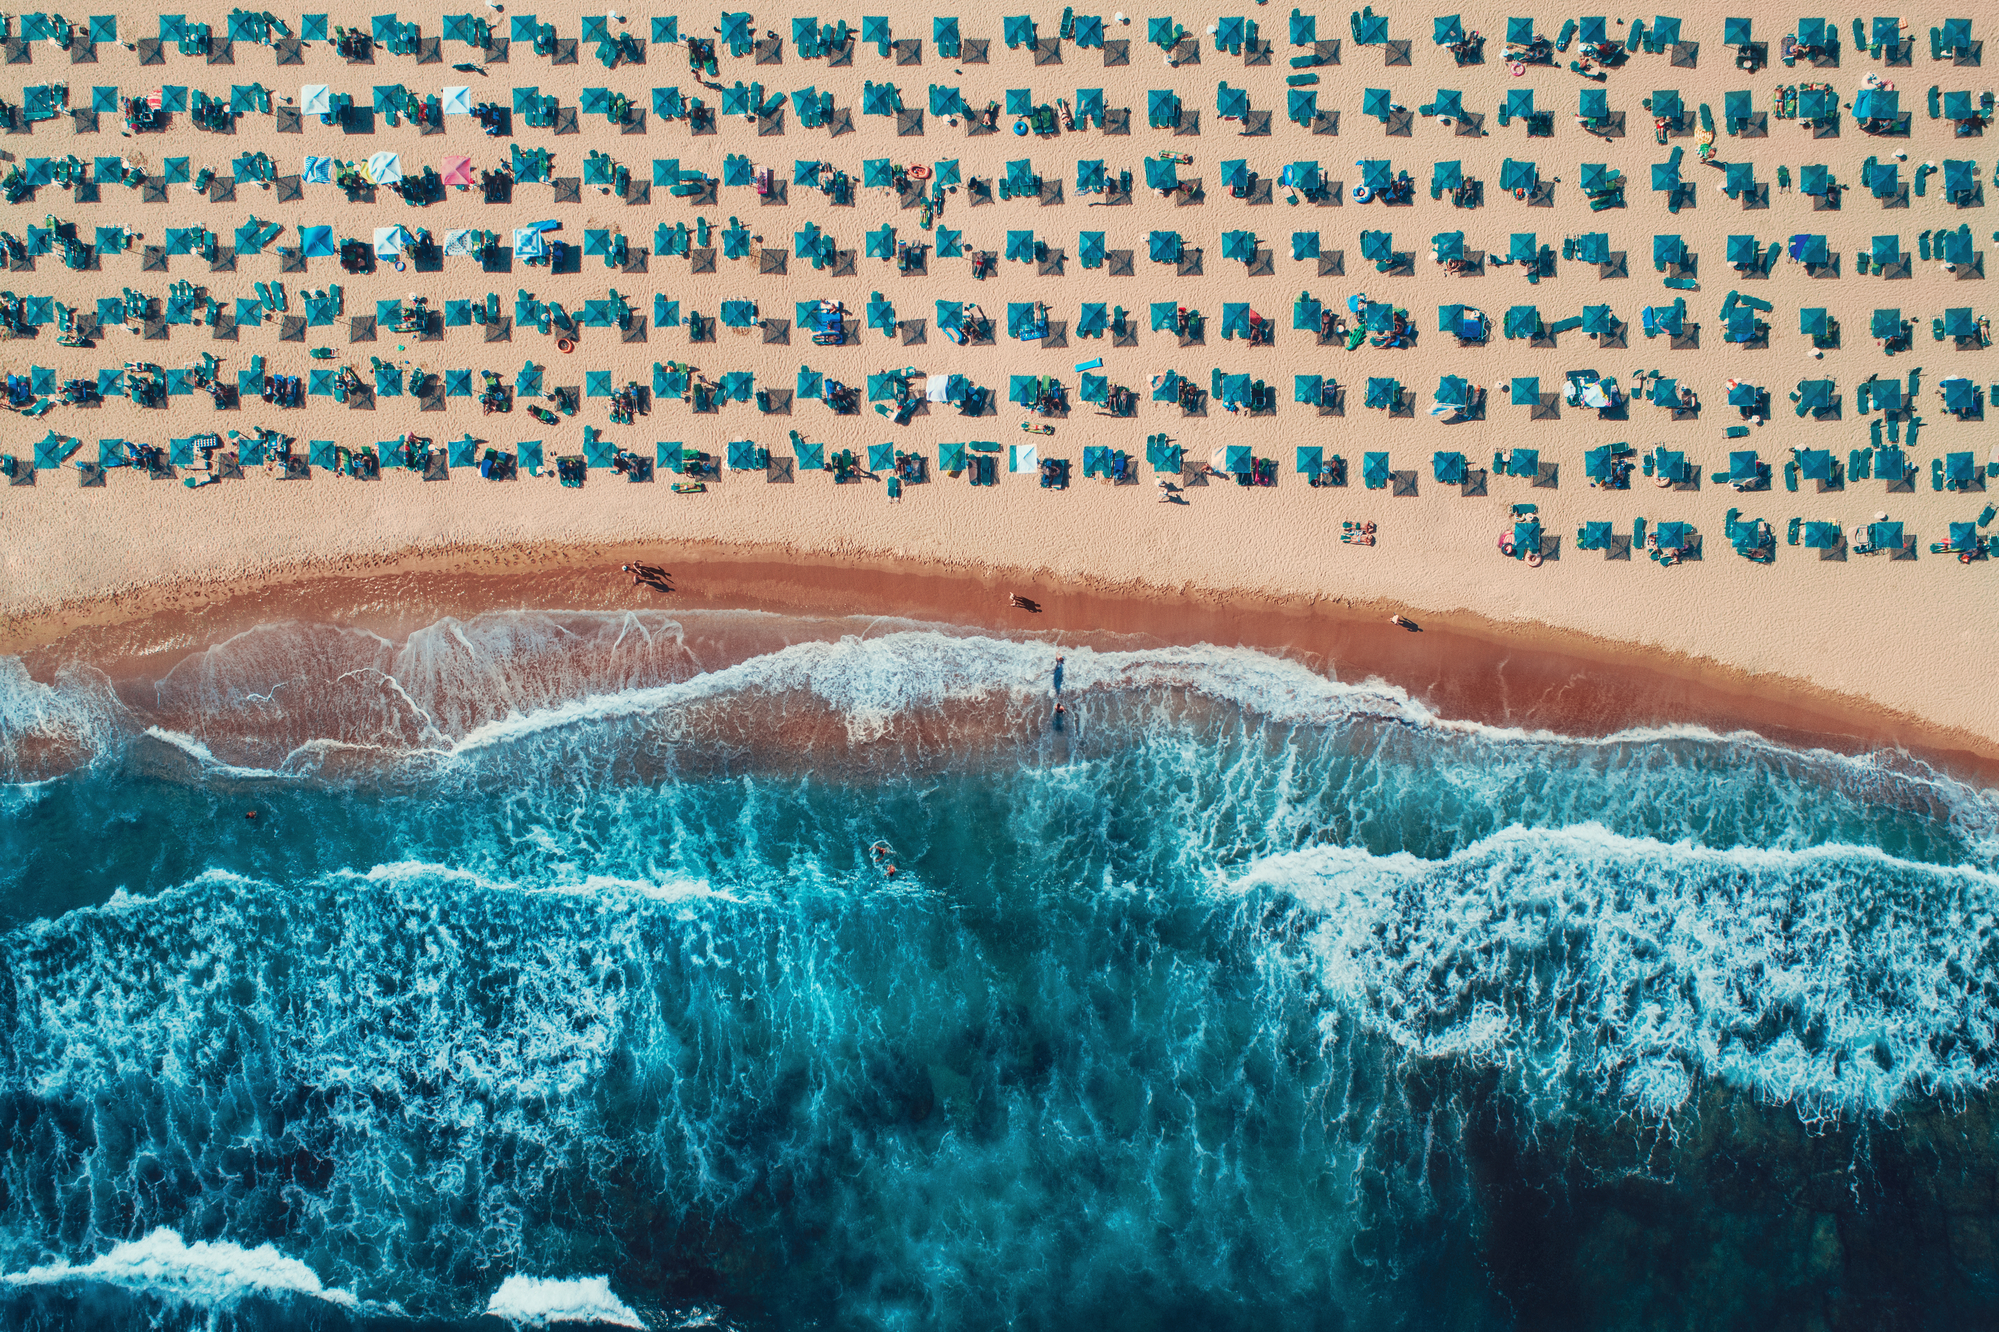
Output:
[[1, 0, 1997, 752]]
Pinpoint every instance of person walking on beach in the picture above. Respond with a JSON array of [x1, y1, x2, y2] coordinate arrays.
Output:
[[622, 563, 672, 592], [1009, 593, 1041, 612]]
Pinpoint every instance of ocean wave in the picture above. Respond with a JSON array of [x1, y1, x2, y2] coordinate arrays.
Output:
[[484, 1276, 642, 1328], [5, 617, 1994, 850], [0, 1229, 363, 1312], [1238, 824, 1999, 1121]]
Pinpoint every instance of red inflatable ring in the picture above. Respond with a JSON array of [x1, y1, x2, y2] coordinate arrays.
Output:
[[557, 337, 576, 353]]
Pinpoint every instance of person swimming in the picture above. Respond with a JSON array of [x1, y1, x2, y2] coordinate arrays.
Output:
[[1053, 656, 1064, 693], [1053, 703, 1067, 733]]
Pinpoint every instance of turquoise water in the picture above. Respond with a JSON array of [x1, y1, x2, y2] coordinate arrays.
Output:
[[1, 612, 1997, 1330]]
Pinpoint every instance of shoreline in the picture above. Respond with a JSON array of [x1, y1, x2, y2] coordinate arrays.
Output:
[[10, 538, 1998, 787]]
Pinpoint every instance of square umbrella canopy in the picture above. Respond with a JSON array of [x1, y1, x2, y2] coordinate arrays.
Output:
[[1795, 234, 1829, 265], [1651, 90, 1683, 123], [1871, 235, 1901, 268], [1504, 305, 1541, 337], [1728, 234, 1759, 265], [1800, 164, 1829, 195], [1579, 163, 1616, 194], [1434, 15, 1463, 44], [1654, 234, 1685, 265], [1724, 17, 1751, 44], [1216, 83, 1249, 119], [1941, 229, 1974, 265], [1500, 159, 1537, 192], [1146, 158, 1178, 190], [1798, 448, 1834, 480], [1510, 376, 1540, 405], [1800, 307, 1830, 335], [1943, 378, 1977, 412], [1580, 88, 1608, 120], [299, 225, 336, 257], [1358, 159, 1394, 190], [1364, 378, 1400, 409], [1725, 162, 1755, 194], [1509, 232, 1538, 263], [1943, 307, 1978, 337], [1432, 231, 1464, 261], [1724, 90, 1752, 123], [1362, 88, 1392, 120], [1582, 305, 1613, 334], [1435, 375, 1470, 405], [1727, 450, 1762, 482], [1364, 302, 1394, 331], [1796, 379, 1834, 411], [1287, 161, 1322, 193], [1652, 159, 1682, 191], [1947, 453, 1976, 482], [1943, 91, 1975, 121], [1432, 89, 1465, 120], [1294, 377, 1324, 405], [1360, 230, 1394, 261], [1871, 308, 1903, 337], [1727, 382, 1762, 406], [1293, 231, 1320, 259], [1149, 231, 1183, 262], [1354, 12, 1388, 42], [1222, 231, 1258, 262], [1507, 17, 1536, 44], [1798, 87, 1836, 120], [1432, 161, 1463, 192], [1853, 88, 1897, 120], [1505, 88, 1535, 119]]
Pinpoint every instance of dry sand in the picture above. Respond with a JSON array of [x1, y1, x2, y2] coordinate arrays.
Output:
[[1, 2, 1996, 752]]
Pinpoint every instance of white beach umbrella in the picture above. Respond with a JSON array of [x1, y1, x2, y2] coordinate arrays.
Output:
[[1010, 443, 1039, 472], [440, 86, 472, 115], [300, 84, 330, 114], [365, 152, 403, 185], [374, 225, 413, 259]]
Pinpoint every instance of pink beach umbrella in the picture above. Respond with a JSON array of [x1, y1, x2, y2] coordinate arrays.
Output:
[[440, 156, 475, 187]]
